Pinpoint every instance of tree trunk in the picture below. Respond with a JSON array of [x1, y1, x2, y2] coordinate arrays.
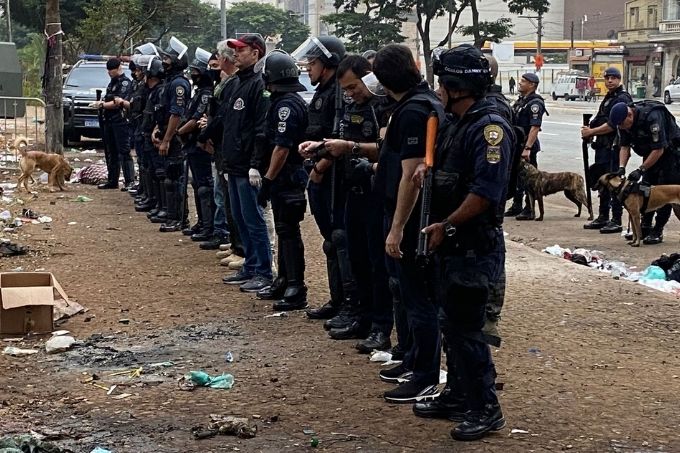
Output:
[[45, 0, 63, 154]]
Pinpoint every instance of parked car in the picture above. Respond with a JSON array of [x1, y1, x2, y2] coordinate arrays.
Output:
[[552, 74, 591, 101], [663, 79, 680, 104], [298, 71, 315, 104], [62, 58, 130, 144]]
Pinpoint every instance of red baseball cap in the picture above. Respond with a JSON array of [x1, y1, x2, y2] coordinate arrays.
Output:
[[227, 34, 266, 57]]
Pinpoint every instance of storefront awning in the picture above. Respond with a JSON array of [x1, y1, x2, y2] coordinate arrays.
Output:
[[624, 55, 648, 63]]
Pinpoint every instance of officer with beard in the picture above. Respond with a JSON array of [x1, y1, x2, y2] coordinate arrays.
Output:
[[150, 37, 191, 232], [294, 36, 359, 323], [307, 55, 395, 347], [177, 47, 215, 242], [254, 50, 310, 311], [97, 57, 133, 190]]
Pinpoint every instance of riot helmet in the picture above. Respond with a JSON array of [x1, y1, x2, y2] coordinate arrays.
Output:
[[145, 56, 164, 80], [159, 36, 189, 72], [433, 44, 491, 96], [291, 36, 346, 68], [189, 47, 211, 74], [134, 43, 159, 56], [256, 49, 306, 93]]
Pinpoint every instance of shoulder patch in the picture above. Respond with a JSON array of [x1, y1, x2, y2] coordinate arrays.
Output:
[[486, 146, 501, 164], [278, 106, 291, 121], [315, 98, 323, 110], [201, 94, 209, 104], [530, 104, 540, 114], [122, 80, 129, 87], [176, 86, 185, 97], [407, 137, 419, 145], [233, 98, 245, 110], [263, 90, 271, 98], [483, 124, 504, 146], [278, 121, 287, 133], [650, 123, 660, 133]]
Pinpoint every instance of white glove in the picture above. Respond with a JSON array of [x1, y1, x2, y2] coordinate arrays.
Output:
[[248, 168, 262, 188]]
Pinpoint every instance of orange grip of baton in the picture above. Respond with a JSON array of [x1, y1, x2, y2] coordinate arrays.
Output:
[[424, 112, 438, 168]]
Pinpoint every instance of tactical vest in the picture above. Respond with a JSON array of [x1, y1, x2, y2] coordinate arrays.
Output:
[[183, 86, 213, 145], [590, 86, 632, 151], [306, 78, 339, 140], [513, 92, 547, 132], [433, 102, 513, 235], [153, 73, 185, 134], [629, 100, 680, 156], [265, 92, 307, 167], [142, 82, 163, 136], [129, 79, 148, 127], [486, 87, 514, 124]]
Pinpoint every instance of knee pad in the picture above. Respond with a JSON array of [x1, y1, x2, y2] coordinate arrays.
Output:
[[322, 239, 335, 256], [164, 177, 176, 193], [330, 229, 347, 248], [197, 185, 213, 198]]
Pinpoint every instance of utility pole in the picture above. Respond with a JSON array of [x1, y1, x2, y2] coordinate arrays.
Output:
[[45, 0, 63, 154], [570, 20, 574, 49], [5, 0, 12, 42], [221, 0, 227, 39], [537, 11, 542, 56]]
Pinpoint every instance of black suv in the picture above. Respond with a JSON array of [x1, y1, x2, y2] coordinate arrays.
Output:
[[62, 59, 130, 144]]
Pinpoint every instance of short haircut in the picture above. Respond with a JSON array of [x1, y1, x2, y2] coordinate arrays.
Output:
[[216, 40, 235, 62], [373, 44, 421, 93], [337, 55, 372, 80]]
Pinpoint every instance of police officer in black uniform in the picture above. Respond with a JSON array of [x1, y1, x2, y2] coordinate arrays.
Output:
[[372, 44, 444, 404], [581, 67, 632, 234], [294, 36, 357, 322], [150, 37, 191, 232], [137, 56, 164, 214], [98, 57, 133, 190], [254, 50, 310, 310], [420, 44, 510, 441], [310, 55, 395, 347], [177, 47, 215, 242], [505, 72, 546, 220], [609, 100, 680, 244]]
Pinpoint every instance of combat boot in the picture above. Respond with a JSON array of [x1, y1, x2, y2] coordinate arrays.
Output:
[[183, 221, 203, 236], [451, 403, 506, 441], [191, 186, 214, 242], [149, 180, 167, 222], [503, 202, 522, 217], [323, 302, 356, 331], [583, 215, 608, 230], [306, 301, 338, 320], [272, 285, 308, 311], [355, 331, 391, 354], [625, 224, 651, 241], [600, 218, 622, 234], [199, 233, 230, 250], [643, 228, 664, 245], [328, 318, 370, 340], [515, 207, 534, 221]]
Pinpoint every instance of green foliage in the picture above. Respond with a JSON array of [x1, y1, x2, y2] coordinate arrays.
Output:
[[10, 0, 90, 34], [459, 18, 513, 47], [504, 0, 550, 15], [322, 0, 407, 53], [17, 32, 44, 97], [225, 2, 310, 53]]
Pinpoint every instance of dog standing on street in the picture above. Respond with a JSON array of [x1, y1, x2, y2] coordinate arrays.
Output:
[[597, 173, 680, 247], [17, 143, 73, 193], [518, 160, 594, 221]]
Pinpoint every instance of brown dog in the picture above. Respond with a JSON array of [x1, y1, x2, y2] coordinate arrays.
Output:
[[18, 148, 73, 193], [597, 173, 680, 247], [519, 160, 593, 221]]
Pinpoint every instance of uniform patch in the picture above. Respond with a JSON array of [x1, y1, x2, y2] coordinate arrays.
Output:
[[407, 137, 419, 145], [176, 86, 185, 97], [315, 98, 323, 110], [483, 124, 504, 146], [278, 121, 287, 133], [530, 104, 540, 114], [122, 80, 129, 87], [486, 146, 501, 164], [350, 114, 363, 124], [201, 94, 209, 104], [651, 123, 660, 141], [278, 107, 291, 121], [233, 98, 245, 110], [362, 121, 374, 138]]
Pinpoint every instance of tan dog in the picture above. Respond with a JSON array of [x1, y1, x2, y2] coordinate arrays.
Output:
[[519, 160, 593, 221], [597, 173, 680, 247], [18, 148, 73, 193]]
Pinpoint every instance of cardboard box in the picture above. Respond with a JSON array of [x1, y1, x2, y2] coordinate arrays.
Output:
[[0, 272, 69, 335]]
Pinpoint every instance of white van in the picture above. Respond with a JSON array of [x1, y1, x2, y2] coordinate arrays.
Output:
[[552, 75, 590, 101]]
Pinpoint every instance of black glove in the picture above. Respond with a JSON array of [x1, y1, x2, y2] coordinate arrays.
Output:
[[627, 167, 644, 182], [257, 177, 272, 208], [616, 166, 626, 177], [350, 159, 374, 186]]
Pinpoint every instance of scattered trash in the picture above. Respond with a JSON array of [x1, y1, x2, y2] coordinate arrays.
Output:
[[74, 195, 93, 202], [73, 164, 108, 185], [51, 330, 70, 337], [37, 216, 52, 223], [369, 350, 392, 362], [180, 371, 234, 391], [511, 428, 530, 434], [225, 351, 234, 363], [91, 448, 113, 453], [0, 241, 26, 257], [119, 319, 130, 325], [45, 335, 76, 354], [148, 361, 175, 368], [192, 415, 257, 439], [528, 347, 541, 354], [111, 393, 132, 400], [0, 210, 11, 220], [311, 437, 320, 447], [0, 434, 66, 453], [2, 346, 39, 356], [81, 149, 98, 154], [642, 265, 667, 281], [39, 173, 48, 184], [21, 208, 39, 219], [303, 428, 316, 435], [265, 312, 288, 318], [68, 221, 77, 225]]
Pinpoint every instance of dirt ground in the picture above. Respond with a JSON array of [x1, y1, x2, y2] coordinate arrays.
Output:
[[1, 150, 679, 452]]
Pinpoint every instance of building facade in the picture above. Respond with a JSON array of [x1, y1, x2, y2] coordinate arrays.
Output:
[[650, 0, 680, 91], [618, 0, 662, 96], [563, 0, 626, 40]]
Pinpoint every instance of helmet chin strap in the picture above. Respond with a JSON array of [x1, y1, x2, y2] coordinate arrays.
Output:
[[445, 93, 473, 112]]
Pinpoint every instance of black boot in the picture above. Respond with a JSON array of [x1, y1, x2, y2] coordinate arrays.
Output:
[[625, 224, 651, 241], [121, 160, 135, 192], [583, 215, 608, 230], [159, 178, 179, 231], [355, 330, 391, 354], [451, 403, 505, 441], [600, 218, 622, 234], [643, 228, 664, 245], [199, 232, 230, 250], [305, 301, 338, 319], [328, 317, 370, 340], [191, 186, 214, 242], [272, 238, 307, 311], [413, 386, 467, 421], [256, 276, 287, 300], [272, 285, 308, 311], [308, 240, 343, 320], [323, 303, 356, 331], [503, 201, 522, 217], [149, 179, 168, 222]]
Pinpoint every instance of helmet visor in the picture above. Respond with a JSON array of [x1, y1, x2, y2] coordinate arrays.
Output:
[[254, 49, 288, 74], [134, 43, 158, 56], [131, 54, 154, 68], [291, 37, 333, 65], [361, 72, 385, 96], [162, 36, 188, 60]]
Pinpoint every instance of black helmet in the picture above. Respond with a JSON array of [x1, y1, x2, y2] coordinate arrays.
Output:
[[291, 36, 346, 68], [146, 56, 164, 79], [258, 50, 306, 93], [189, 47, 211, 75], [433, 44, 492, 96], [160, 36, 189, 71]]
